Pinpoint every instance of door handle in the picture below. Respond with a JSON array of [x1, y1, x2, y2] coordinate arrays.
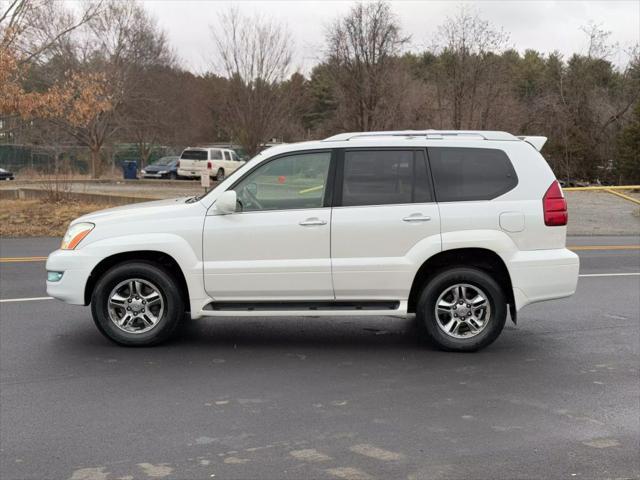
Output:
[[299, 217, 327, 226], [402, 214, 431, 222]]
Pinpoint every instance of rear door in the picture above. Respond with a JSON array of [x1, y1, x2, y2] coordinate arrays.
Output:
[[222, 150, 238, 174], [227, 150, 244, 174], [330, 148, 441, 300]]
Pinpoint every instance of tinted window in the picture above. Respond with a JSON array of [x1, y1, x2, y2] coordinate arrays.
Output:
[[341, 150, 432, 206], [428, 147, 518, 202], [211, 150, 223, 160], [180, 149, 207, 160], [414, 150, 432, 203], [233, 152, 331, 212]]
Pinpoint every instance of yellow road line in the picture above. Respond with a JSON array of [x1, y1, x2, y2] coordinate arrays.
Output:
[[568, 245, 640, 251], [0, 256, 48, 263], [564, 185, 640, 191], [604, 189, 640, 205], [298, 184, 325, 195]]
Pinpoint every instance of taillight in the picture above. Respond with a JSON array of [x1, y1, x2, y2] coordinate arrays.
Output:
[[176, 160, 180, 168], [207, 161, 212, 169], [543, 180, 568, 226]]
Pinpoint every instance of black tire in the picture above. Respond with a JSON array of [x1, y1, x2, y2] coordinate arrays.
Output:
[[216, 168, 225, 181], [90, 261, 184, 346], [416, 267, 507, 352]]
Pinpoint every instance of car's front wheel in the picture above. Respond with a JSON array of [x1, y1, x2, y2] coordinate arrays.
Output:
[[416, 267, 507, 352], [90, 262, 184, 346]]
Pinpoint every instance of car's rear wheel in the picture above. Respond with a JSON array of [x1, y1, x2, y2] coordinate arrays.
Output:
[[216, 168, 225, 181], [90, 262, 184, 346], [416, 267, 507, 352]]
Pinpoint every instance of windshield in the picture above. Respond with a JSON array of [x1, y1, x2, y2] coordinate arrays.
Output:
[[181, 149, 207, 160], [152, 157, 176, 166]]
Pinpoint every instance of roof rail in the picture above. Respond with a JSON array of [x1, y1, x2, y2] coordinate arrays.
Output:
[[323, 130, 519, 142]]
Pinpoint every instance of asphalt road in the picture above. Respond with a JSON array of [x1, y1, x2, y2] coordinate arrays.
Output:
[[0, 236, 638, 480]]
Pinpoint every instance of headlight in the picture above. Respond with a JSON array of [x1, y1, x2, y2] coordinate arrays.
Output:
[[61, 222, 94, 250], [141, 170, 146, 174]]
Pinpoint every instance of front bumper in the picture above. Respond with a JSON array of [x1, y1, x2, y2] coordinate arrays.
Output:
[[509, 248, 580, 311], [46, 249, 97, 305]]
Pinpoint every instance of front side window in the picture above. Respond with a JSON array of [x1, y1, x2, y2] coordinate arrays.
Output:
[[340, 150, 432, 206], [428, 147, 518, 202], [233, 151, 331, 212]]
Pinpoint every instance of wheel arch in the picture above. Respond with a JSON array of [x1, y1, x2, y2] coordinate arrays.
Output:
[[407, 247, 515, 321], [84, 250, 190, 311]]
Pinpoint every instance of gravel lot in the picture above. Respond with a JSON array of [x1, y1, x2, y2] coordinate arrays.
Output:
[[566, 191, 640, 235]]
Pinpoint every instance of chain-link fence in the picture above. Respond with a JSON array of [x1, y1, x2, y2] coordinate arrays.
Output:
[[0, 144, 179, 174]]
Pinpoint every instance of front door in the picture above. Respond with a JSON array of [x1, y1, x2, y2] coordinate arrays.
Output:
[[203, 150, 335, 301]]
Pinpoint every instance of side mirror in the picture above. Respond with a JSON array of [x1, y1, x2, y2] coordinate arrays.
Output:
[[213, 190, 237, 215]]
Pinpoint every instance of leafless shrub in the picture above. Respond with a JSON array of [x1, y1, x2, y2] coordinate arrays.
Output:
[[38, 157, 74, 202]]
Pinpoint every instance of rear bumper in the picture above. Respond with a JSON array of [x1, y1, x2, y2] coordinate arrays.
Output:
[[177, 169, 203, 178], [509, 248, 579, 311]]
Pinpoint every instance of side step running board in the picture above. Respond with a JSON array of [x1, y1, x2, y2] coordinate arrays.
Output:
[[204, 300, 400, 312]]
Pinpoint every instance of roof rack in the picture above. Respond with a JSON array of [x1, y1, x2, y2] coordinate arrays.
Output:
[[322, 130, 519, 142]]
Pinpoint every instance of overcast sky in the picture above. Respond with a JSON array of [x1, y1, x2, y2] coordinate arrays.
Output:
[[143, 0, 639, 74]]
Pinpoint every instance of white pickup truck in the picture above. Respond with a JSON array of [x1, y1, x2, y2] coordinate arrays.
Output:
[[177, 147, 244, 181]]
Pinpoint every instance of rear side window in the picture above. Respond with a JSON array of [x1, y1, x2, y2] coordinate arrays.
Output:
[[340, 150, 433, 207], [428, 147, 518, 202], [211, 150, 223, 160], [180, 149, 207, 160]]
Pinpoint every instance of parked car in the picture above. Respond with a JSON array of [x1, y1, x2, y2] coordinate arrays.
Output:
[[140, 156, 179, 179], [177, 147, 244, 181], [0, 167, 15, 180], [46, 130, 579, 351]]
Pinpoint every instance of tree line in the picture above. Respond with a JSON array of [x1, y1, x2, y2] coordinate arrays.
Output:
[[1, 0, 638, 183]]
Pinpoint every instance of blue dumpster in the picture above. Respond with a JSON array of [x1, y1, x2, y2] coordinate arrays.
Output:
[[122, 160, 137, 179]]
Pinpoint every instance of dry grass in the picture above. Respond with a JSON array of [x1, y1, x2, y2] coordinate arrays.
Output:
[[0, 199, 116, 238]]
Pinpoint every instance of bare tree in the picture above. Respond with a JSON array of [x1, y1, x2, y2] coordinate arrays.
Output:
[[209, 7, 294, 155], [1, 0, 101, 61], [42, 0, 174, 177], [326, 0, 409, 131], [581, 22, 618, 61], [433, 6, 509, 129]]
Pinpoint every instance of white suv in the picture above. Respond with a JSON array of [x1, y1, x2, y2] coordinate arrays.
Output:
[[46, 131, 579, 351], [177, 147, 244, 181]]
